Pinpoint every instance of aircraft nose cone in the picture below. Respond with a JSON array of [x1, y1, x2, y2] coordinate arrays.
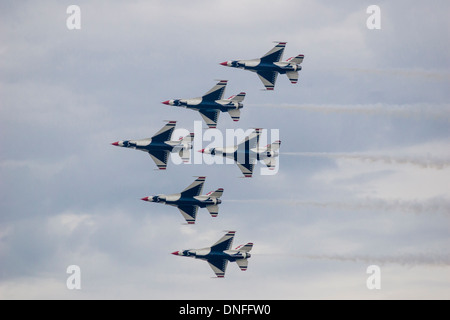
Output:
[[141, 197, 149, 201], [220, 61, 228, 66], [162, 100, 170, 105], [171, 251, 179, 255], [111, 141, 119, 146]]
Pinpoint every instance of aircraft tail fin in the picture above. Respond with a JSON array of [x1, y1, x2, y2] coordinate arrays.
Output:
[[267, 140, 281, 152], [207, 188, 224, 198], [286, 54, 304, 65], [179, 132, 194, 144], [235, 242, 253, 252], [228, 92, 246, 103]]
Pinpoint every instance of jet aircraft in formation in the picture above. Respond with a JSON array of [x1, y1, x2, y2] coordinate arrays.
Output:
[[199, 128, 281, 177], [172, 231, 252, 278], [220, 41, 304, 90], [141, 176, 223, 225], [162, 80, 245, 129], [111, 121, 193, 171], [112, 42, 300, 277]]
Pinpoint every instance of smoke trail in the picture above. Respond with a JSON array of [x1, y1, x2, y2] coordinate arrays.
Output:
[[344, 67, 450, 82], [283, 152, 450, 170], [303, 253, 450, 267], [227, 198, 450, 215], [253, 253, 450, 267], [253, 103, 450, 122]]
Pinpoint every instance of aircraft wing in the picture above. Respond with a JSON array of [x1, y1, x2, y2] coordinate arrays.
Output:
[[256, 71, 278, 90], [260, 42, 286, 64], [236, 128, 262, 153], [180, 176, 205, 197], [210, 231, 235, 252], [199, 109, 220, 129], [151, 121, 176, 142], [201, 80, 228, 102], [236, 162, 255, 178], [177, 205, 199, 224], [207, 258, 228, 278], [148, 150, 170, 170]]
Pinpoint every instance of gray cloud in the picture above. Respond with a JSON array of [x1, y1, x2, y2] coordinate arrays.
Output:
[[1, 0, 449, 299]]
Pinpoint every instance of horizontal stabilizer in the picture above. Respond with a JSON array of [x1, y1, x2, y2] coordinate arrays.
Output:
[[178, 149, 190, 163], [262, 157, 277, 170], [236, 258, 249, 271], [228, 108, 241, 122], [286, 71, 299, 84], [206, 205, 219, 217]]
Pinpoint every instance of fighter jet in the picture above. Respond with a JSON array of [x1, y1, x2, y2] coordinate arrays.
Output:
[[172, 231, 253, 278], [199, 128, 281, 178], [161, 80, 245, 129], [220, 42, 304, 90], [111, 121, 193, 170], [141, 176, 223, 224]]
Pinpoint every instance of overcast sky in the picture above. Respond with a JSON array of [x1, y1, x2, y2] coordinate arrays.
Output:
[[1, 0, 449, 299]]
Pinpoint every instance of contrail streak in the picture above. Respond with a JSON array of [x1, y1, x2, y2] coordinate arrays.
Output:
[[344, 67, 450, 82], [282, 152, 450, 169], [303, 253, 450, 267], [253, 253, 450, 267], [252, 103, 450, 122], [227, 198, 450, 215]]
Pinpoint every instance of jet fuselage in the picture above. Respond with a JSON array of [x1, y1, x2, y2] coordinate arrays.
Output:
[[147, 193, 221, 208], [167, 98, 242, 113], [176, 248, 251, 262], [206, 147, 279, 163], [227, 59, 301, 74], [117, 139, 178, 153]]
